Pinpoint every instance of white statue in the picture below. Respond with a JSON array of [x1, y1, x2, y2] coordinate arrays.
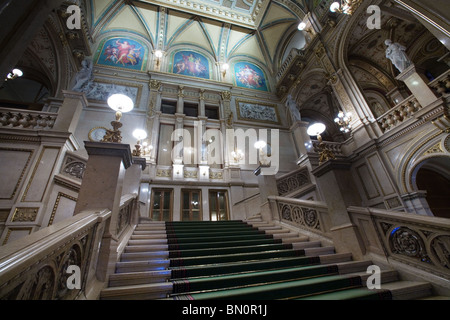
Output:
[[72, 58, 93, 92], [385, 39, 412, 73], [286, 94, 301, 121]]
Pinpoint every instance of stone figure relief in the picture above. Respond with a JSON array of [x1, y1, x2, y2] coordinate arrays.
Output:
[[385, 39, 412, 73], [71, 58, 138, 104], [286, 94, 301, 121], [71, 58, 93, 91]]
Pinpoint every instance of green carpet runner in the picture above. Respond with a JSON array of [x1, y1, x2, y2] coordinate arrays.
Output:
[[163, 221, 392, 300]]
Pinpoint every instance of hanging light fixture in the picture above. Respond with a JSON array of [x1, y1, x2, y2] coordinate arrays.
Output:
[[329, 0, 362, 15], [334, 111, 353, 133]]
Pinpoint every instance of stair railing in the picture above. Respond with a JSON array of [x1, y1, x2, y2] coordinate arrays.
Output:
[[0, 209, 111, 300], [347, 206, 450, 280], [268, 195, 332, 241]]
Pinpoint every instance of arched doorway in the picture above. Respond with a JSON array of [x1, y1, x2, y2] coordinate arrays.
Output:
[[415, 157, 450, 219]]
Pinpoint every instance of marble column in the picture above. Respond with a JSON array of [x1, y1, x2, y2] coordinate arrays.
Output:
[[396, 64, 438, 107], [177, 86, 185, 114], [52, 91, 87, 133], [257, 175, 279, 222], [312, 160, 366, 260], [73, 141, 132, 280]]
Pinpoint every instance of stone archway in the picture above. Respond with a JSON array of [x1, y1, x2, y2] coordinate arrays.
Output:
[[413, 156, 450, 219]]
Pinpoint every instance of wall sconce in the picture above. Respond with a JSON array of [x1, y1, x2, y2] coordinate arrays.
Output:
[[334, 111, 352, 133], [102, 94, 134, 143], [307, 122, 335, 164], [330, 0, 362, 15], [221, 63, 229, 78], [154, 50, 163, 67], [132, 129, 148, 157], [5, 68, 23, 82]]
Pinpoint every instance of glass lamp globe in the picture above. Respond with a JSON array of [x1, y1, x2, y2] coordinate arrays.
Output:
[[133, 129, 147, 141], [307, 122, 326, 136], [108, 94, 134, 113], [330, 2, 341, 12], [298, 22, 306, 30], [254, 140, 267, 149], [155, 50, 163, 58]]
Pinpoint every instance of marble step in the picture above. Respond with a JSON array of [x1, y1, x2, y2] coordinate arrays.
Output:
[[380, 281, 432, 300], [121, 251, 169, 261], [108, 270, 171, 287], [101, 282, 173, 300], [128, 239, 168, 246], [281, 236, 310, 244], [303, 246, 335, 256], [124, 244, 169, 253], [115, 259, 170, 273], [291, 240, 322, 250]]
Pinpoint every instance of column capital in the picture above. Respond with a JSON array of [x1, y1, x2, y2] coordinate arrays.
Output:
[[84, 141, 132, 169], [132, 157, 147, 171]]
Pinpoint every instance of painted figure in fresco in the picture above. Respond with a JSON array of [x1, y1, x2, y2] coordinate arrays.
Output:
[[174, 52, 208, 78], [385, 39, 412, 73], [236, 64, 265, 89], [101, 39, 142, 67]]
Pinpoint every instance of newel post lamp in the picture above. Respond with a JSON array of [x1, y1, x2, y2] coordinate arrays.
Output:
[[132, 129, 148, 157], [307, 122, 335, 164], [102, 94, 134, 143]]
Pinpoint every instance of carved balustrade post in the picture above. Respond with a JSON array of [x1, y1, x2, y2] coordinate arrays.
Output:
[[312, 160, 366, 260], [74, 141, 132, 281]]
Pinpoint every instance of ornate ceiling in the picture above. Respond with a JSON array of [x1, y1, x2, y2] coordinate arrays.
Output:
[[88, 0, 306, 74]]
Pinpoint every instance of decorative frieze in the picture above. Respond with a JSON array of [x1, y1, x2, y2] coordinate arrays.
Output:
[[276, 167, 311, 196]]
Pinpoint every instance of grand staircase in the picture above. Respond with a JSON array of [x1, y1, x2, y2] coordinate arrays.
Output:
[[100, 216, 445, 300]]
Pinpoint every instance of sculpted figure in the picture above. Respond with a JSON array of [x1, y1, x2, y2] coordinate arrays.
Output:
[[286, 94, 301, 121], [385, 39, 412, 73]]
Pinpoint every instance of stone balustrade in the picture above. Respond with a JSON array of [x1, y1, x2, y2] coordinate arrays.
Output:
[[268, 196, 332, 239], [377, 96, 422, 132], [276, 167, 311, 196], [0, 108, 57, 130], [428, 69, 450, 97], [0, 209, 112, 300], [348, 206, 450, 280], [312, 139, 344, 157]]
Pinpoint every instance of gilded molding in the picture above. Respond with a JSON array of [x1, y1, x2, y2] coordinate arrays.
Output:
[[11, 207, 39, 222], [48, 192, 78, 226]]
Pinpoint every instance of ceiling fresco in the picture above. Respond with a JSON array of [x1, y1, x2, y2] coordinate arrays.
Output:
[[88, 0, 306, 77]]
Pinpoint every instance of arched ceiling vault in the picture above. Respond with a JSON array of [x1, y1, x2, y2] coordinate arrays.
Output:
[[88, 0, 307, 75]]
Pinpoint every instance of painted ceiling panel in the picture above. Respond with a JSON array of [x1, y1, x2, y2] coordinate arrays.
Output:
[[261, 21, 293, 62], [166, 11, 194, 43], [260, 2, 297, 28], [93, 0, 115, 24], [201, 19, 224, 56], [226, 26, 252, 57], [231, 35, 266, 63], [170, 20, 214, 54], [135, 5, 159, 43], [102, 5, 148, 37]]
